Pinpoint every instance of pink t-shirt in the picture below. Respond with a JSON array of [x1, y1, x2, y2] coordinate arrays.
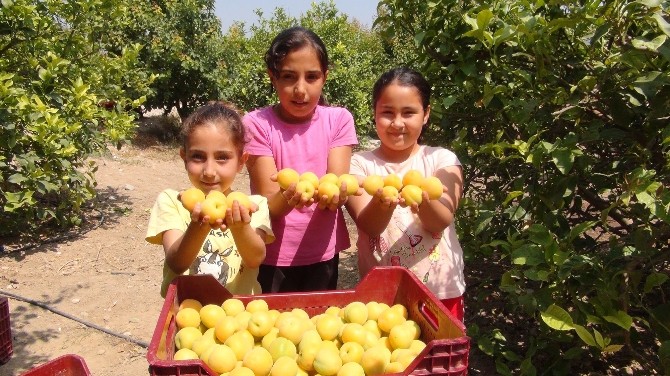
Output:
[[350, 145, 466, 299], [244, 105, 359, 266]]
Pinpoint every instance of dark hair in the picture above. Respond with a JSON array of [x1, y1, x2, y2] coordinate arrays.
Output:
[[180, 101, 247, 155], [372, 67, 432, 140], [264, 26, 329, 77], [372, 67, 431, 111]]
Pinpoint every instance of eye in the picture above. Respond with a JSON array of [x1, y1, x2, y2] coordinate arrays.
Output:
[[189, 152, 205, 161], [279, 73, 296, 82]]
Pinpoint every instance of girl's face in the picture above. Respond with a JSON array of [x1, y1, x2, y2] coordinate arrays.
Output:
[[269, 46, 327, 123], [180, 123, 246, 194], [375, 83, 430, 158]]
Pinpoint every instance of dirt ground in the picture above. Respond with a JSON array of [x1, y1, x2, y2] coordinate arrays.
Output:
[[0, 126, 486, 375]]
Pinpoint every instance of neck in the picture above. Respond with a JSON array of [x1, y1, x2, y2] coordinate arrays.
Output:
[[375, 144, 420, 163]]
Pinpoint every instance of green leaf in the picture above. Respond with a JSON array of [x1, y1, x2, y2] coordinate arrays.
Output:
[[653, 13, 670, 36], [503, 191, 524, 206], [476, 9, 494, 30], [603, 311, 633, 330], [520, 358, 537, 376], [594, 328, 605, 348], [631, 35, 667, 51], [644, 272, 669, 293], [660, 341, 670, 373], [512, 244, 545, 266], [602, 344, 624, 353], [478, 336, 494, 356], [414, 31, 427, 45], [636, 0, 662, 7], [574, 324, 596, 346], [551, 148, 574, 174], [442, 96, 457, 109], [527, 224, 553, 246], [541, 304, 575, 331]]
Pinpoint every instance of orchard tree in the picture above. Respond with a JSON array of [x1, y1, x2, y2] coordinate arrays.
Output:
[[123, 0, 226, 118], [0, 0, 151, 238], [378, 0, 669, 374]]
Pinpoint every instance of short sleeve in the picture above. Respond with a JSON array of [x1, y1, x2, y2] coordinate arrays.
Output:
[[145, 190, 188, 245], [249, 195, 275, 244], [350, 152, 367, 176], [243, 111, 273, 157], [429, 147, 461, 170], [330, 108, 358, 148]]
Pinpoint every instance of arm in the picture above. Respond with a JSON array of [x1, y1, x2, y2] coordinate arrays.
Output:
[[161, 216, 211, 275], [224, 200, 266, 268], [246, 155, 295, 218], [346, 184, 398, 237], [411, 166, 463, 234]]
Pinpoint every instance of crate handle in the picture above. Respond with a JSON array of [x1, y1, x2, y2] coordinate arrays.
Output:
[[418, 300, 439, 331]]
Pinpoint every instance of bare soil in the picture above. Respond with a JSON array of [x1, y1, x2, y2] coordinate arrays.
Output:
[[1, 124, 485, 375]]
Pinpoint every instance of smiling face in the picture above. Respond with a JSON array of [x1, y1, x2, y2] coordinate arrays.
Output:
[[180, 123, 246, 194], [374, 82, 430, 161], [269, 46, 327, 123]]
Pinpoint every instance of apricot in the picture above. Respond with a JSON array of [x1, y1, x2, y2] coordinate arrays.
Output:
[[420, 176, 443, 200], [383, 174, 403, 190], [201, 191, 227, 224], [337, 174, 359, 196], [402, 169, 424, 187], [317, 181, 339, 203], [225, 191, 252, 210], [180, 187, 206, 212], [401, 185, 423, 206], [299, 171, 320, 189], [362, 175, 384, 196], [277, 168, 299, 190]]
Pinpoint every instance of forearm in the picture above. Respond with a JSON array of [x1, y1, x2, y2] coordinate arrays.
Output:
[[164, 222, 210, 274], [230, 226, 266, 268], [267, 190, 293, 218], [357, 200, 395, 237], [417, 198, 454, 233]]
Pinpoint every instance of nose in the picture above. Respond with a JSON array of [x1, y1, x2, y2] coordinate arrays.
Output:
[[202, 159, 216, 178], [293, 78, 306, 98], [390, 116, 403, 128]]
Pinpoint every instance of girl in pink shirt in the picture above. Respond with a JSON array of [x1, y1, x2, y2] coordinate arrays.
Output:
[[346, 67, 466, 321], [244, 27, 358, 292]]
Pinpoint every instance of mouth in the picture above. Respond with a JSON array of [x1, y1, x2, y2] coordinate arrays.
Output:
[[200, 182, 220, 190]]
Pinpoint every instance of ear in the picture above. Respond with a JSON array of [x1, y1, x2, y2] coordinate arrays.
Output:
[[238, 152, 249, 173], [423, 105, 431, 125], [267, 69, 276, 86], [179, 147, 187, 163], [324, 69, 329, 81]]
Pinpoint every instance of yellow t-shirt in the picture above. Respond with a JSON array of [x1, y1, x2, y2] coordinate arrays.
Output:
[[145, 189, 274, 297]]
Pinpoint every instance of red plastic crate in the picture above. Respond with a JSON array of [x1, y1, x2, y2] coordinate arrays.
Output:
[[147, 266, 470, 375], [21, 354, 91, 376], [0, 296, 11, 364]]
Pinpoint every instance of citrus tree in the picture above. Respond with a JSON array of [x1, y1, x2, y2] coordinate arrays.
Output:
[[0, 0, 151, 238], [121, 0, 226, 118], [377, 0, 669, 373]]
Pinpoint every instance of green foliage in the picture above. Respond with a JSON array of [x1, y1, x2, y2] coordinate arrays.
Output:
[[378, 0, 669, 373], [219, 1, 398, 134], [121, 0, 225, 118], [0, 0, 150, 238]]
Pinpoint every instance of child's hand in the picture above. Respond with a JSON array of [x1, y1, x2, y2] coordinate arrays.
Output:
[[221, 200, 257, 231], [374, 188, 399, 210], [399, 190, 430, 214], [316, 182, 349, 211], [280, 182, 315, 209]]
